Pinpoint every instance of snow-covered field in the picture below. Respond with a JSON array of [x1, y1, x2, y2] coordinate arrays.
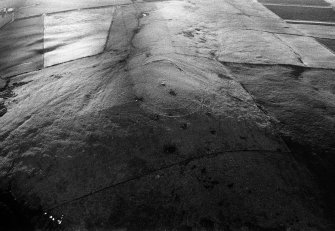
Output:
[[1, 0, 335, 230]]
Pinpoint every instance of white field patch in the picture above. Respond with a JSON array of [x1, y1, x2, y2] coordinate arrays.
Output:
[[290, 23, 335, 39], [0, 15, 44, 78], [44, 7, 114, 67], [277, 34, 335, 68], [325, 0, 335, 6]]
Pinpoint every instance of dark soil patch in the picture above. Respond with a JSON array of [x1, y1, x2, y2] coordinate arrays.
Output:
[[0, 189, 46, 231], [282, 136, 335, 225], [225, 62, 335, 227], [290, 65, 305, 79]]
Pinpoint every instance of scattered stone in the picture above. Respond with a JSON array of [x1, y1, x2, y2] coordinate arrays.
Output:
[[0, 107, 7, 117], [183, 31, 194, 38], [169, 89, 177, 96], [140, 12, 149, 18], [151, 114, 160, 121], [0, 79, 7, 91], [218, 73, 232, 80], [177, 225, 192, 231], [51, 74, 63, 79], [205, 112, 212, 117], [145, 52, 151, 57], [163, 144, 177, 154], [227, 183, 234, 188], [134, 96, 144, 102], [199, 218, 215, 230], [180, 123, 188, 130]]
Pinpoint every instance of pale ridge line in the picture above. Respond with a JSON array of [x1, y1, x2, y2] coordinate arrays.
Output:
[[285, 19, 335, 26], [263, 3, 332, 9]]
